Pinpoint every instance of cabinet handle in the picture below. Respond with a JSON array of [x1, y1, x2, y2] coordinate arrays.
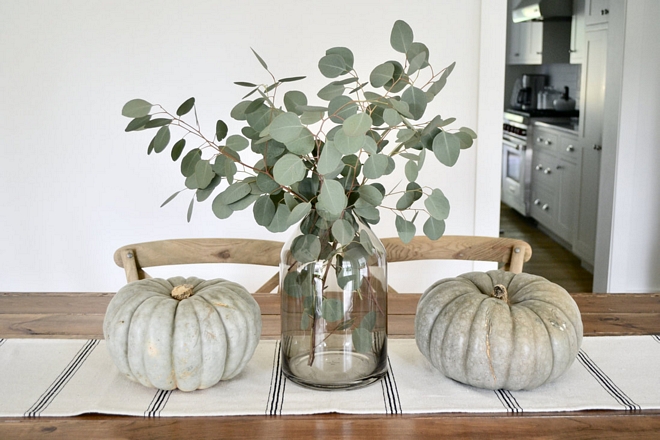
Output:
[[536, 51, 543, 55], [534, 199, 541, 206], [545, 140, 552, 145], [542, 204, 549, 211], [601, 9, 609, 15], [556, 165, 563, 170], [566, 145, 575, 152], [537, 137, 543, 143], [514, 53, 520, 57], [593, 144, 602, 151], [544, 168, 552, 174], [535, 164, 543, 171], [569, 49, 577, 53]]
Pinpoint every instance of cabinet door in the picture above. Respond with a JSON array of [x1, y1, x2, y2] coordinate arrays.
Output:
[[524, 21, 543, 64], [507, 21, 523, 64], [581, 29, 607, 146], [555, 157, 580, 243], [574, 144, 601, 266], [570, 0, 586, 64], [585, 0, 610, 26]]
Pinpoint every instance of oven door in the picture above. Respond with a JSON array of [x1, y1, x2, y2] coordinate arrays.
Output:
[[501, 136, 529, 216]]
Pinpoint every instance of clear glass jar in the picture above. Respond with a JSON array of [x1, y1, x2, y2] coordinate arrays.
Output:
[[279, 209, 388, 390]]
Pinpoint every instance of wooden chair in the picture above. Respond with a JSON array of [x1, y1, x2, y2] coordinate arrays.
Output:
[[113, 235, 532, 294]]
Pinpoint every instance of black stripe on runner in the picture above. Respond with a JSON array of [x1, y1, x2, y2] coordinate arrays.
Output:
[[0, 338, 6, 348], [266, 340, 285, 415], [652, 335, 660, 344], [495, 389, 523, 413], [24, 339, 99, 417], [383, 357, 401, 414], [145, 389, 173, 418], [577, 349, 640, 411]]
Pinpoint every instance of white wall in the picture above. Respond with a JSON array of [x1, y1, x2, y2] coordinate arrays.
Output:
[[0, 0, 505, 293], [595, 0, 660, 293]]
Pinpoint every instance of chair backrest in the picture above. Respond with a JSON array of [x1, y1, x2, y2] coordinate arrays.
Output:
[[114, 235, 532, 293]]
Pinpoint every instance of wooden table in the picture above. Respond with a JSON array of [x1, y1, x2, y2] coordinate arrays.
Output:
[[1, 291, 660, 439]]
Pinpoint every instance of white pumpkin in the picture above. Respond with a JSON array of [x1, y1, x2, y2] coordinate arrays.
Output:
[[415, 271, 583, 391], [103, 276, 261, 391]]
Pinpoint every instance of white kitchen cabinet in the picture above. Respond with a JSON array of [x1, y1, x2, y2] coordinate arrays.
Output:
[[530, 128, 581, 245], [507, 21, 571, 65], [570, 0, 586, 64], [574, 28, 607, 267], [585, 0, 610, 26]]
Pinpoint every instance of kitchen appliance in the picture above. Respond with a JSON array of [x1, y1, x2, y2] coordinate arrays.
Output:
[[501, 109, 578, 216], [537, 87, 562, 110], [515, 74, 548, 111], [553, 86, 576, 111], [512, 0, 573, 23]]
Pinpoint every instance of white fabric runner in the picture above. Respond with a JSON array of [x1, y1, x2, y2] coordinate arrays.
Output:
[[1, 336, 659, 417]]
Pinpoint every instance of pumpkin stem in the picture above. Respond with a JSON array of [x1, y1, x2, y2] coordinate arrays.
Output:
[[171, 284, 195, 300], [492, 284, 509, 304]]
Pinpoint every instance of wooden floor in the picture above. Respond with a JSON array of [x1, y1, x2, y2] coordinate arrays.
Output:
[[499, 204, 593, 293]]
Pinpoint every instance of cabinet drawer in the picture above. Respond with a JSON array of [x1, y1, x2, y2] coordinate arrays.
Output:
[[531, 150, 557, 190], [534, 130, 558, 152], [531, 186, 556, 228], [558, 135, 580, 163]]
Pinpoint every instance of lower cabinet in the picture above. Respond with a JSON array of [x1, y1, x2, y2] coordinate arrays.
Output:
[[530, 128, 581, 246], [573, 144, 601, 266]]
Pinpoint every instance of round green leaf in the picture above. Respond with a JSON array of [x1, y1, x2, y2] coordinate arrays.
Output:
[[353, 199, 380, 221], [125, 115, 151, 132], [287, 202, 312, 226], [326, 47, 354, 71], [390, 20, 414, 54], [194, 160, 214, 189], [363, 154, 389, 179], [317, 141, 343, 175], [300, 110, 325, 125], [318, 54, 347, 79], [401, 86, 427, 120], [267, 203, 291, 233], [405, 159, 419, 182], [272, 153, 306, 186], [396, 191, 416, 211], [395, 215, 416, 244], [328, 95, 358, 124], [269, 112, 303, 144], [334, 130, 364, 155], [317, 83, 345, 101], [211, 194, 233, 219], [292, 234, 321, 264], [256, 171, 280, 193], [219, 181, 251, 205], [283, 90, 307, 115], [318, 179, 347, 216], [432, 131, 461, 166], [144, 118, 172, 128], [425, 188, 450, 220], [383, 108, 402, 127], [283, 271, 303, 298], [181, 148, 202, 177], [370, 62, 395, 88], [171, 139, 186, 161], [253, 195, 276, 226], [332, 218, 355, 246], [321, 298, 344, 322], [358, 185, 384, 206], [342, 113, 372, 137], [225, 134, 249, 151], [423, 217, 446, 240], [228, 193, 259, 211], [216, 120, 228, 142], [122, 99, 152, 118], [230, 100, 251, 121], [285, 128, 315, 155], [406, 42, 430, 71]]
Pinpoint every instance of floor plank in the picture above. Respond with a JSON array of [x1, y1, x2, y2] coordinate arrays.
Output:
[[499, 204, 593, 293]]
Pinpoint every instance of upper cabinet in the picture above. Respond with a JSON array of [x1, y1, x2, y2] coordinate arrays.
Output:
[[570, 0, 586, 64], [508, 20, 572, 65], [585, 0, 610, 26]]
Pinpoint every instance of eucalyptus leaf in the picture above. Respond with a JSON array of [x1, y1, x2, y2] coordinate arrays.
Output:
[[395, 215, 416, 243], [211, 194, 233, 219], [267, 203, 291, 233], [360, 310, 377, 331], [317, 141, 343, 175], [287, 202, 312, 226], [160, 189, 184, 208], [278, 76, 306, 83], [363, 154, 389, 179], [216, 120, 228, 142], [186, 196, 195, 222], [342, 113, 372, 137], [318, 179, 347, 216], [432, 130, 461, 166], [326, 47, 354, 72], [212, 154, 237, 181], [332, 218, 355, 246], [251, 47, 269, 70], [152, 126, 170, 153], [144, 118, 172, 128], [406, 42, 430, 70], [122, 99, 152, 118], [353, 199, 380, 221], [425, 188, 450, 220], [318, 54, 347, 79], [300, 111, 325, 125], [383, 108, 402, 127], [196, 175, 222, 202], [407, 51, 427, 75], [125, 115, 151, 132], [455, 131, 474, 150], [285, 128, 315, 155], [194, 160, 215, 189], [292, 234, 321, 264], [253, 195, 276, 226], [283, 271, 303, 298], [269, 112, 303, 144], [390, 20, 414, 54], [317, 83, 345, 101], [358, 185, 384, 206], [171, 139, 186, 161], [176, 97, 195, 116], [460, 126, 478, 139], [228, 193, 259, 211], [321, 298, 344, 322], [283, 90, 307, 115], [181, 148, 202, 177], [401, 86, 427, 120], [423, 216, 446, 240], [328, 95, 358, 124], [273, 153, 307, 186], [352, 327, 372, 354], [405, 159, 419, 182], [369, 62, 395, 88], [334, 130, 365, 155]]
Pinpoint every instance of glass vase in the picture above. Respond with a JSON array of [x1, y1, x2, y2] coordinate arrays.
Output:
[[279, 209, 388, 390]]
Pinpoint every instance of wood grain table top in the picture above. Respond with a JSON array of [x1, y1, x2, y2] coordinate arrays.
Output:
[[1, 291, 660, 439]]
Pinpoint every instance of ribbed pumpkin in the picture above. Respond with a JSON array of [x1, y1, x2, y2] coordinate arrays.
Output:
[[415, 271, 583, 391], [103, 276, 261, 391]]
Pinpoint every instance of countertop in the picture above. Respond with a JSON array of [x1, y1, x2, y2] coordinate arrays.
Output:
[[534, 119, 580, 135]]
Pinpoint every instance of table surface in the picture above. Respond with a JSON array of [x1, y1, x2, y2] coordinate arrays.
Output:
[[1, 291, 660, 439]]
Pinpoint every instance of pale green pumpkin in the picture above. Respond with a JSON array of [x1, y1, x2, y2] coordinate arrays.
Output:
[[103, 276, 261, 392], [415, 271, 583, 391]]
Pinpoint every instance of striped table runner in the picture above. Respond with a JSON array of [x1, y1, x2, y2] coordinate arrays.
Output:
[[1, 336, 659, 417]]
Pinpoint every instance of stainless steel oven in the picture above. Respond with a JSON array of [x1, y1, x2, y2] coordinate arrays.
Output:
[[501, 112, 532, 216]]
